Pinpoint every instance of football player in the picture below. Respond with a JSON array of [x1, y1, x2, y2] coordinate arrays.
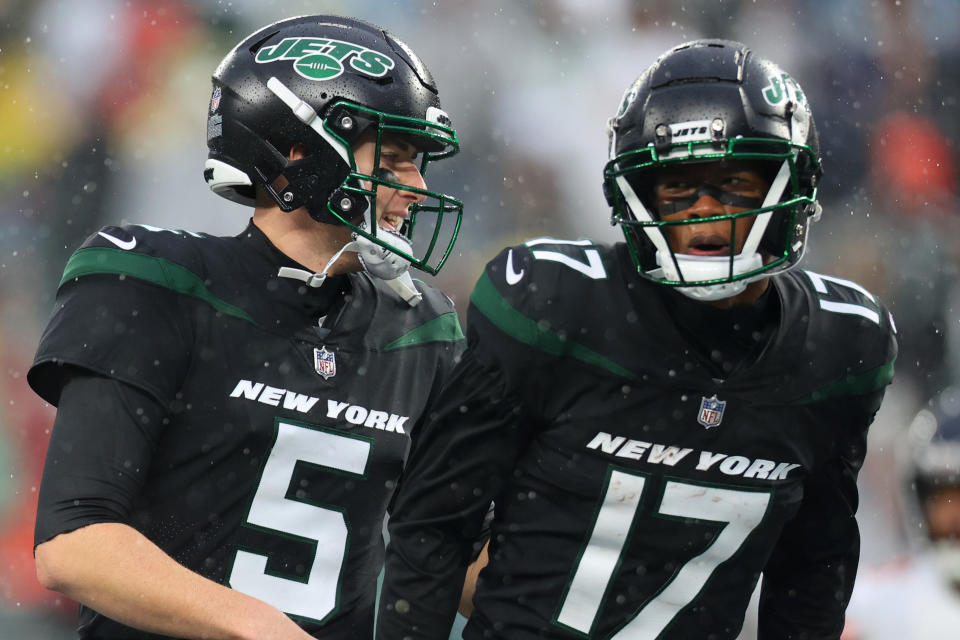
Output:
[[377, 40, 898, 639], [29, 15, 465, 640], [843, 389, 960, 638]]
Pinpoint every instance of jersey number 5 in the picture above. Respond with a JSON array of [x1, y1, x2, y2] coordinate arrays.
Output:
[[228, 420, 371, 623], [555, 469, 770, 637]]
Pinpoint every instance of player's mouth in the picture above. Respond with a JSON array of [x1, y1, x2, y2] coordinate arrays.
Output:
[[686, 233, 733, 256], [379, 212, 407, 233]]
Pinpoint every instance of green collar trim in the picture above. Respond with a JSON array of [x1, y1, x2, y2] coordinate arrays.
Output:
[[470, 272, 636, 380], [383, 311, 464, 351], [60, 247, 256, 324]]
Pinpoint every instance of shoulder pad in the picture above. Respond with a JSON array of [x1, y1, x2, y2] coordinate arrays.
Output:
[[58, 224, 257, 326], [475, 238, 613, 315], [786, 270, 898, 402], [62, 224, 214, 289], [466, 239, 637, 380], [800, 270, 891, 327], [30, 227, 204, 405]]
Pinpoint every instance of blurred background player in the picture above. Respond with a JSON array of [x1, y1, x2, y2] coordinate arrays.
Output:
[[843, 387, 960, 639], [27, 14, 465, 640], [377, 38, 897, 639]]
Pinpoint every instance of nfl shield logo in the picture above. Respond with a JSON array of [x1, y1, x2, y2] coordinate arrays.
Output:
[[314, 346, 336, 379], [210, 87, 222, 113], [697, 395, 726, 429]]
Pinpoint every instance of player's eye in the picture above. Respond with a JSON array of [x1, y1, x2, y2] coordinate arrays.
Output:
[[720, 177, 742, 189], [721, 174, 762, 193], [381, 138, 420, 163], [660, 180, 694, 196]]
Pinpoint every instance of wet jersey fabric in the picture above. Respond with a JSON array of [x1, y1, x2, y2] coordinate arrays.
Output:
[[29, 221, 464, 639], [378, 239, 897, 640]]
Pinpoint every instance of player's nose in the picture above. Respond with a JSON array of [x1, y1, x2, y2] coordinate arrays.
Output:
[[397, 167, 428, 203], [683, 192, 725, 218]]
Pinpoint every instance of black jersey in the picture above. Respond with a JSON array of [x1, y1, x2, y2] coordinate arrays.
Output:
[[378, 239, 897, 640], [29, 222, 464, 639]]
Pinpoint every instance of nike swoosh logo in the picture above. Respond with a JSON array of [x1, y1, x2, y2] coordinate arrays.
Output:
[[505, 249, 524, 285], [98, 231, 137, 251]]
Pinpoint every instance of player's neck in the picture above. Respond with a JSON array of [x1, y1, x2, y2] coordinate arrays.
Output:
[[253, 206, 360, 275]]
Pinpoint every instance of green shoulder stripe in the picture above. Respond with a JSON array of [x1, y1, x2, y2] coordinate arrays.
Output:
[[60, 247, 256, 324], [793, 357, 896, 404], [470, 271, 636, 380], [383, 312, 464, 351]]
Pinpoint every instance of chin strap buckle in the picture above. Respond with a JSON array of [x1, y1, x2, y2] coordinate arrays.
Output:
[[276, 234, 423, 307], [382, 271, 423, 307], [277, 266, 327, 288], [349, 231, 423, 307]]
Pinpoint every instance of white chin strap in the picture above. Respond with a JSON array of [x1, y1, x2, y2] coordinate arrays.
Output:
[[654, 253, 763, 301], [616, 158, 793, 302], [277, 230, 422, 307], [352, 230, 423, 306]]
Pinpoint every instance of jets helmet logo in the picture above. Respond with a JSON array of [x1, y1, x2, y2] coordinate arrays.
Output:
[[313, 346, 337, 379], [697, 395, 726, 429], [254, 37, 395, 81], [761, 72, 811, 145]]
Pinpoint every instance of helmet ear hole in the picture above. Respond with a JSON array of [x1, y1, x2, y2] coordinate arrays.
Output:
[[326, 105, 374, 144], [325, 188, 368, 225]]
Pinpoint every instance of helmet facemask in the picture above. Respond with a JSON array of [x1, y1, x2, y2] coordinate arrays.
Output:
[[605, 136, 821, 301], [264, 78, 463, 276], [603, 39, 824, 301], [320, 102, 462, 276]]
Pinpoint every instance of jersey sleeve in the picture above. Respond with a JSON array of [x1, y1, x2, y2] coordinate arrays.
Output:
[[34, 373, 168, 546], [377, 247, 546, 639], [28, 226, 195, 407], [755, 275, 898, 636], [378, 349, 531, 638], [758, 355, 894, 636]]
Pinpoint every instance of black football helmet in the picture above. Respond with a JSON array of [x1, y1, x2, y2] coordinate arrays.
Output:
[[604, 39, 823, 301], [205, 15, 462, 274]]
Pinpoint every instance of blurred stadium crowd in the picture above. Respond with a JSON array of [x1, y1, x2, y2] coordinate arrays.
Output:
[[0, 0, 958, 637]]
